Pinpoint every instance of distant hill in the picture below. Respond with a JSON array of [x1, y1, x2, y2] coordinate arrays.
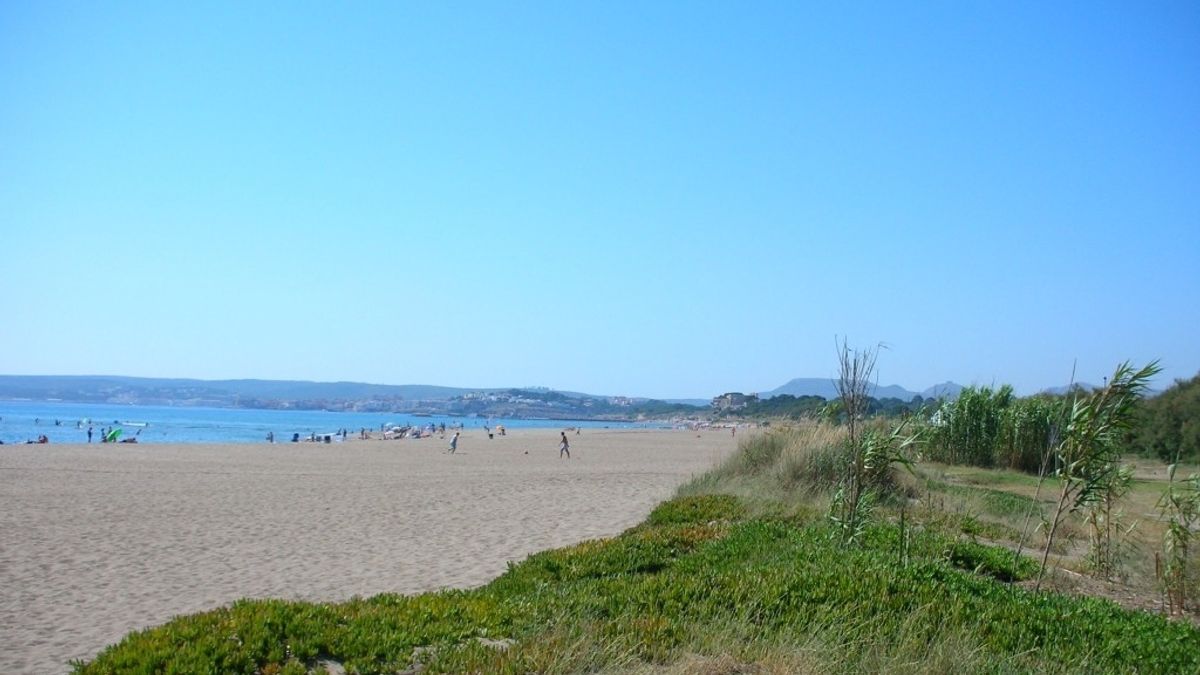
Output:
[[758, 378, 838, 399], [920, 382, 964, 400], [1040, 383, 1100, 396], [0, 375, 707, 418], [1, 374, 973, 413], [0, 375, 498, 405], [762, 378, 963, 401]]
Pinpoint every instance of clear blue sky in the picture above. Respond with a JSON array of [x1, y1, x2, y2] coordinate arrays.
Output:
[[2, 1, 1197, 399]]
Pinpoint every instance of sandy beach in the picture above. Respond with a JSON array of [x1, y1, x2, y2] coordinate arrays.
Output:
[[0, 428, 736, 674]]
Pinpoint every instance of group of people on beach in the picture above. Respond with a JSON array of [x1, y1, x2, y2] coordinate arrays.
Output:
[[13, 418, 147, 445], [360, 422, 463, 441], [7, 415, 591, 449], [443, 429, 573, 458]]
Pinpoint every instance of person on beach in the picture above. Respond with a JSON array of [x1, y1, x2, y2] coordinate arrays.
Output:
[[447, 431, 459, 454], [87, 426, 93, 443], [266, 431, 274, 443], [559, 431, 570, 459]]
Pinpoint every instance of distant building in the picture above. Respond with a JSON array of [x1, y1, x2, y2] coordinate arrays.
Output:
[[711, 392, 758, 411]]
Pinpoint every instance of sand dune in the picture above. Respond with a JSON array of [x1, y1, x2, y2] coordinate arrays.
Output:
[[0, 428, 736, 674]]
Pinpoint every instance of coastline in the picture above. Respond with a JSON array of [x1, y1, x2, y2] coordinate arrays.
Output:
[[0, 427, 737, 674], [0, 400, 673, 445]]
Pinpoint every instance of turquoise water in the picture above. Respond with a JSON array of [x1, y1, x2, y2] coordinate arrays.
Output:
[[0, 400, 647, 445]]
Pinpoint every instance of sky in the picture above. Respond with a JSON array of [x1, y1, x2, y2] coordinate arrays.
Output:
[[1, 1, 1197, 399]]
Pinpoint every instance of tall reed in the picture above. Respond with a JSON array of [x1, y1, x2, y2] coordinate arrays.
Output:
[[1036, 361, 1160, 589], [925, 387, 1064, 473]]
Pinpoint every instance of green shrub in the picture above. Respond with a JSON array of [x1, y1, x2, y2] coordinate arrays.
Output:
[[946, 540, 1037, 582], [645, 494, 745, 526], [1130, 373, 1200, 463]]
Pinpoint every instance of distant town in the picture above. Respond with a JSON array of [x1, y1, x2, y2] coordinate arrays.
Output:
[[0, 375, 969, 422]]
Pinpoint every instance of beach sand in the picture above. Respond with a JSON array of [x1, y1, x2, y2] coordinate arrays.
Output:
[[0, 428, 736, 674]]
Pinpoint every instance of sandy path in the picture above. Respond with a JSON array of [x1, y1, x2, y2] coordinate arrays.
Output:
[[0, 428, 735, 674]]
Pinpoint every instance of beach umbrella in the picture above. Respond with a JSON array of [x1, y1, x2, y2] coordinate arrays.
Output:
[[106, 428, 122, 443]]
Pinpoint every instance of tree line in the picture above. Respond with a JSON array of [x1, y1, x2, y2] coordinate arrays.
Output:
[[722, 373, 1198, 465], [716, 393, 934, 422]]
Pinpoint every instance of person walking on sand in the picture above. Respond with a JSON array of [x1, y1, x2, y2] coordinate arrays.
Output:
[[559, 431, 570, 459], [447, 431, 459, 454]]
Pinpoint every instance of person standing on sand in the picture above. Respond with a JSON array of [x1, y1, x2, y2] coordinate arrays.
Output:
[[87, 426, 93, 443], [447, 431, 459, 454], [559, 431, 570, 459]]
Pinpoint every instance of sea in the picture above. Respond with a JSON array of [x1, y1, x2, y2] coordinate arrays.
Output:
[[0, 400, 654, 445]]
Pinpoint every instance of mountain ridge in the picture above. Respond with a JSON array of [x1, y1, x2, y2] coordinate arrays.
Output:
[[760, 377, 964, 401]]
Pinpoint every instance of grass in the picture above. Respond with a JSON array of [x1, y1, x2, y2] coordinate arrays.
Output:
[[75, 429, 1200, 674], [921, 477, 1040, 518]]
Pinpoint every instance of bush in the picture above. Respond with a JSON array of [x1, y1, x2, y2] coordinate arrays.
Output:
[[946, 540, 1037, 582], [645, 494, 745, 526], [1130, 373, 1200, 462]]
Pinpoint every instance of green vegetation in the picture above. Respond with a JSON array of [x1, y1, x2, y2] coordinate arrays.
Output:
[[827, 341, 919, 546], [923, 385, 1065, 473], [717, 393, 931, 422], [914, 370, 1200, 472], [677, 424, 848, 511], [1157, 465, 1200, 614], [911, 362, 1200, 599], [1130, 373, 1200, 463], [728, 393, 828, 419], [77, 426, 1200, 674], [1036, 362, 1159, 588]]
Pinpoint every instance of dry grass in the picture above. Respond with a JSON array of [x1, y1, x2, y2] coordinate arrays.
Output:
[[606, 614, 998, 675], [919, 455, 1200, 620], [678, 424, 848, 516], [616, 652, 821, 675]]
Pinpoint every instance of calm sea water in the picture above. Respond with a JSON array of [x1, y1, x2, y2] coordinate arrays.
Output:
[[0, 400, 650, 445]]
